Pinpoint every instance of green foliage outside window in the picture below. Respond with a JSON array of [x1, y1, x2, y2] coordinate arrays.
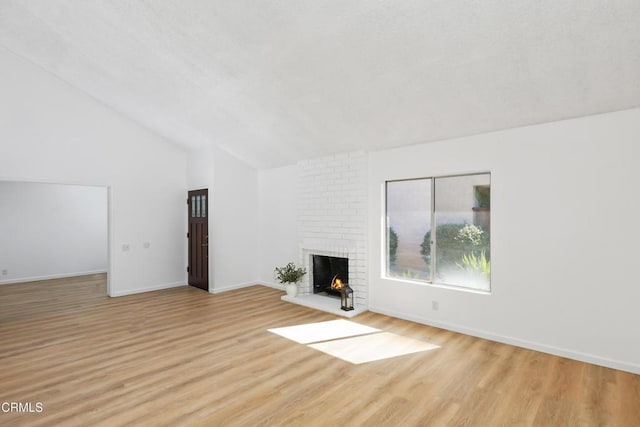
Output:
[[457, 250, 491, 277], [421, 223, 490, 269], [388, 227, 398, 265]]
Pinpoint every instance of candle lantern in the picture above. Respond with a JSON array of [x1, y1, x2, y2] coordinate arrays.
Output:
[[341, 285, 354, 311]]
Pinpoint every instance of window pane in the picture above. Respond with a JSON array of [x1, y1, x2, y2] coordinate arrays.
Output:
[[434, 174, 490, 290], [196, 195, 201, 218], [202, 195, 207, 218], [386, 179, 432, 281], [191, 196, 196, 218]]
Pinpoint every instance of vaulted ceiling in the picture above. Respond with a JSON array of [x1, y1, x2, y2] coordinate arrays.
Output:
[[1, 1, 639, 168]]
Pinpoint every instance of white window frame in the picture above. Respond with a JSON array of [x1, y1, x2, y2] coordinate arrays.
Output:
[[384, 172, 491, 292]]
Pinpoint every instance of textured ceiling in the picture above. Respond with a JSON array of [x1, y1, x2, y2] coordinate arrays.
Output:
[[1, 1, 639, 168]]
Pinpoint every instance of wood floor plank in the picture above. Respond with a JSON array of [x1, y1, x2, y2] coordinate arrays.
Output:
[[1, 274, 638, 426]]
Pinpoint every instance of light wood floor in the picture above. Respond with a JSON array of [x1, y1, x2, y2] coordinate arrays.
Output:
[[1, 275, 638, 426]]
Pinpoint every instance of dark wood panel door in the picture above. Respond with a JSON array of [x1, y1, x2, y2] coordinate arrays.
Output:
[[188, 189, 208, 291]]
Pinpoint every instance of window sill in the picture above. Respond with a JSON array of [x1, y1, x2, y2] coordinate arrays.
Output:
[[383, 275, 492, 295]]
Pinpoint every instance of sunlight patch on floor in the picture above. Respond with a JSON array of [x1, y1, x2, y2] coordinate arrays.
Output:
[[308, 331, 440, 364], [268, 320, 440, 364], [268, 319, 380, 344]]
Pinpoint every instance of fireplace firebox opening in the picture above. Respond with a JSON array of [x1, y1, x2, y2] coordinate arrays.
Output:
[[312, 255, 349, 296]]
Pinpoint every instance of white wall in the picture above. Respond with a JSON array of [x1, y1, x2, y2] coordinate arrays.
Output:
[[258, 165, 299, 288], [0, 182, 107, 284], [368, 108, 640, 374], [187, 145, 263, 293], [187, 147, 215, 192], [207, 146, 260, 292], [0, 47, 188, 296]]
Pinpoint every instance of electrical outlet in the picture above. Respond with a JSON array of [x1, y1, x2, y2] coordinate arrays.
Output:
[[1, 269, 7, 276], [432, 300, 439, 311]]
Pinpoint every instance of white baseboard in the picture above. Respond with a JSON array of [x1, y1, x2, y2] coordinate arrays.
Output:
[[258, 281, 285, 291], [0, 270, 108, 286], [110, 282, 186, 297], [210, 281, 267, 294], [369, 305, 640, 375]]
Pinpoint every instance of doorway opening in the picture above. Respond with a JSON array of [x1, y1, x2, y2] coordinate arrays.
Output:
[[0, 180, 110, 296]]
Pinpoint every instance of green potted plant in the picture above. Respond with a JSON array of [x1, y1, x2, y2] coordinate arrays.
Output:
[[275, 262, 307, 297]]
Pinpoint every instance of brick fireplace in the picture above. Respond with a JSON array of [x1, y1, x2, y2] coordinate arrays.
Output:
[[288, 151, 368, 313]]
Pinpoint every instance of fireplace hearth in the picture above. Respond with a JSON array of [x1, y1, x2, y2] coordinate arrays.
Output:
[[284, 244, 365, 317]]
